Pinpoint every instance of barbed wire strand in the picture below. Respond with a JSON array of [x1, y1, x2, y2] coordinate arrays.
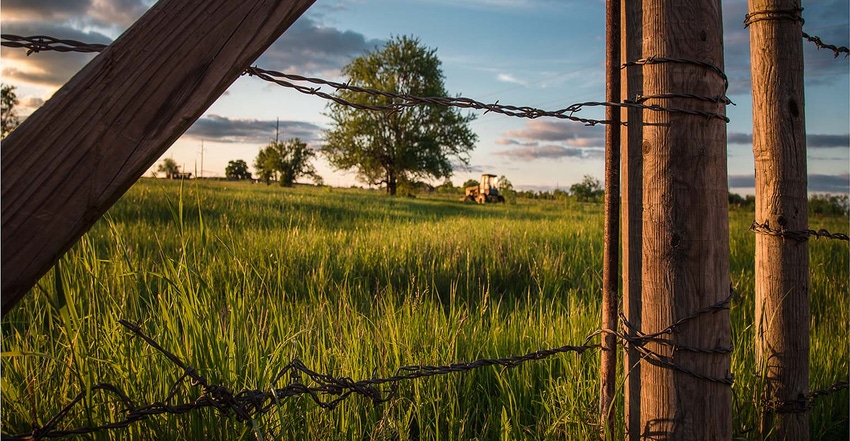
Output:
[[802, 32, 850, 58], [245, 66, 731, 123], [743, 7, 804, 27], [749, 220, 850, 242], [0, 34, 107, 55], [5, 298, 751, 440], [764, 381, 849, 414], [621, 56, 730, 93], [0, 34, 731, 125], [740, 8, 849, 58], [616, 292, 736, 385]]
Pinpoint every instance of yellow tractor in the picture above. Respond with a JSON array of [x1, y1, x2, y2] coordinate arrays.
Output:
[[462, 174, 506, 204]]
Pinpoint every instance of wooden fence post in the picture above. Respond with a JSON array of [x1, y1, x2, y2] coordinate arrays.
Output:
[[620, 0, 643, 439], [1, 0, 316, 314], [600, 0, 621, 437], [746, 1, 809, 439], [639, 0, 731, 439]]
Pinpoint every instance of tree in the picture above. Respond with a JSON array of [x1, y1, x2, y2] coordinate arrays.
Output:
[[254, 146, 277, 185], [157, 158, 180, 178], [323, 35, 477, 195], [254, 138, 321, 187], [461, 179, 479, 190], [498, 175, 516, 203], [435, 179, 456, 194], [225, 159, 252, 181], [570, 174, 603, 202], [2, 84, 20, 139]]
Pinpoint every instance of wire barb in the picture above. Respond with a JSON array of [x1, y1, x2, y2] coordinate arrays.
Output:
[[6, 295, 750, 440], [763, 381, 849, 414], [749, 220, 850, 242], [0, 34, 107, 55], [802, 32, 850, 58]]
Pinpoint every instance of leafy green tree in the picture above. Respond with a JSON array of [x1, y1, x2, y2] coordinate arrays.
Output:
[[254, 138, 322, 187], [570, 175, 603, 202], [254, 147, 277, 184], [225, 159, 252, 181], [498, 175, 516, 203], [436, 178, 456, 193], [2, 84, 20, 139], [809, 194, 849, 217], [157, 158, 180, 178], [462, 179, 479, 189], [323, 35, 477, 195]]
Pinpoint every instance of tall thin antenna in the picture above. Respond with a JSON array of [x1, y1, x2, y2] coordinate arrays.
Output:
[[275, 117, 280, 143]]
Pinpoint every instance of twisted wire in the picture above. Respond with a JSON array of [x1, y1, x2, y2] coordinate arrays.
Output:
[[0, 34, 107, 55], [750, 220, 850, 242]]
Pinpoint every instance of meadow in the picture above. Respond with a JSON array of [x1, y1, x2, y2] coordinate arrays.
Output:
[[2, 178, 847, 440]]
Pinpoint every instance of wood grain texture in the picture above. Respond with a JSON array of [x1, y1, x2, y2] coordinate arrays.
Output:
[[620, 1, 643, 439], [747, 1, 809, 439], [640, 1, 731, 439], [600, 0, 621, 438], [1, 0, 317, 313]]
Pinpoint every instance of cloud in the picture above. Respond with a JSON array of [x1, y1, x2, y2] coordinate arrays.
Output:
[[808, 134, 850, 148], [727, 132, 753, 144], [495, 138, 537, 147], [727, 132, 849, 148], [503, 119, 604, 144], [1, 0, 91, 21], [88, 0, 153, 28], [1, 4, 381, 88], [258, 16, 384, 77], [451, 162, 486, 173], [496, 73, 527, 86], [0, 22, 112, 88], [728, 173, 849, 193], [809, 174, 850, 193], [415, 0, 568, 11], [722, 0, 753, 96], [2, 0, 153, 31], [185, 115, 323, 144], [728, 174, 755, 188], [494, 120, 605, 161], [495, 144, 584, 161]]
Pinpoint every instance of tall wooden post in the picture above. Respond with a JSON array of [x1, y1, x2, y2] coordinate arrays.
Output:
[[639, 0, 731, 439], [746, 1, 809, 439], [620, 1, 643, 439], [600, 0, 621, 437], [1, 0, 316, 314]]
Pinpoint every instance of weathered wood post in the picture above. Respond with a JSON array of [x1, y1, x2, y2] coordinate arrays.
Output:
[[600, 0, 621, 437], [746, 1, 809, 439], [638, 0, 732, 438], [1, 0, 316, 314], [620, 0, 643, 439]]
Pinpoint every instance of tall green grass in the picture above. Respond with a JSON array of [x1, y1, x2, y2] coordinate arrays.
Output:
[[2, 179, 847, 439]]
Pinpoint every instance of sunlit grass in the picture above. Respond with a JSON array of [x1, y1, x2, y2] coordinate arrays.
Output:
[[2, 178, 847, 439]]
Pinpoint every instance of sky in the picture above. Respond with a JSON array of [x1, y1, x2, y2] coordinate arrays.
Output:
[[1, 0, 848, 194]]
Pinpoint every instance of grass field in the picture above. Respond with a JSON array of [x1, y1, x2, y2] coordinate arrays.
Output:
[[2, 178, 848, 440]]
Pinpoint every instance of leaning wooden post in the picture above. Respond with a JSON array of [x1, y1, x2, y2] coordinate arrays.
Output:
[[1, 0, 316, 314], [620, 0, 643, 438], [639, 0, 732, 439], [600, 0, 621, 437], [746, 1, 809, 439]]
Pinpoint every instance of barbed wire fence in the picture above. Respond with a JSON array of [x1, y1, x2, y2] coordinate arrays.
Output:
[[1, 29, 848, 439], [4, 294, 847, 440]]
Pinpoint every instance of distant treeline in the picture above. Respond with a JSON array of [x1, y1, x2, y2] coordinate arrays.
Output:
[[729, 192, 848, 217]]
